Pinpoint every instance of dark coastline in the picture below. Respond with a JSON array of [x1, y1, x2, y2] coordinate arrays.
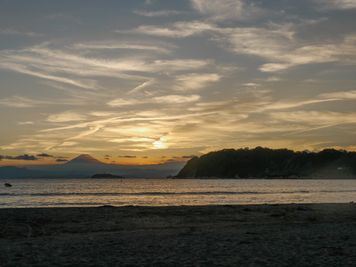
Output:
[[177, 148, 356, 179], [1, 203, 356, 266]]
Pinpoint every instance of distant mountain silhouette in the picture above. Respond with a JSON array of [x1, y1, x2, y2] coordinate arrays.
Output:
[[66, 154, 104, 165], [0, 154, 184, 179], [176, 147, 356, 179], [0, 166, 45, 178]]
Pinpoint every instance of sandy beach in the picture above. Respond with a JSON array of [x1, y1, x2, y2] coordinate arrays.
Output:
[[1, 203, 356, 266]]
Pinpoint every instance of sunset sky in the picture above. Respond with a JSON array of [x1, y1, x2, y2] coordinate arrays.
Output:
[[0, 0, 355, 165]]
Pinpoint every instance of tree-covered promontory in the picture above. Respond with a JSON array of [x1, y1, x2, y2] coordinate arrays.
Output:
[[176, 147, 356, 179]]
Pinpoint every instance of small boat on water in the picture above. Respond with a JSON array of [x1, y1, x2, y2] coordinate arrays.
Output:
[[4, 183, 12, 187]]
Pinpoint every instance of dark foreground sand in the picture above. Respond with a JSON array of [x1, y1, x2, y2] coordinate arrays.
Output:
[[1, 204, 356, 266]]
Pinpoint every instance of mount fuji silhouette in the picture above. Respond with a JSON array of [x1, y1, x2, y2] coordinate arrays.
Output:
[[0, 154, 184, 178], [65, 154, 104, 165]]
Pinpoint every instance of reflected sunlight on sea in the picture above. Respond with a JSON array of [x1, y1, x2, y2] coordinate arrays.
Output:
[[1, 179, 356, 208]]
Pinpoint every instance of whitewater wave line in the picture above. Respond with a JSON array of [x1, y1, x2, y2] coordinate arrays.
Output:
[[1, 190, 356, 197]]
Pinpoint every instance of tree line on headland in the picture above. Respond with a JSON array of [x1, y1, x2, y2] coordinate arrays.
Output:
[[176, 147, 356, 179]]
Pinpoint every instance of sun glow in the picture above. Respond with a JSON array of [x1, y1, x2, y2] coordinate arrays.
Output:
[[153, 139, 167, 149]]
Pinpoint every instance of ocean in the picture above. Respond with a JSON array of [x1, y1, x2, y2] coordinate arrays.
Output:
[[1, 178, 356, 208]]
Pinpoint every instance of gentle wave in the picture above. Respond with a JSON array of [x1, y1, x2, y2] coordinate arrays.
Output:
[[0, 202, 108, 207], [1, 190, 356, 197]]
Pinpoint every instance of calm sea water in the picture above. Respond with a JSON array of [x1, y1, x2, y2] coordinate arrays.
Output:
[[1, 179, 356, 208]]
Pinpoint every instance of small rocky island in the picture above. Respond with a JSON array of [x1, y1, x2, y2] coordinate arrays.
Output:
[[91, 173, 124, 179]]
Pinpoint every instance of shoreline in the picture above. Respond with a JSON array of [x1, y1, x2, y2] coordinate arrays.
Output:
[[0, 201, 355, 209], [2, 177, 356, 179], [1, 203, 356, 266]]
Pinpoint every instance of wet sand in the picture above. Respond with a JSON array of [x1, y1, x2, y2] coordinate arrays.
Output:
[[1, 203, 356, 266]]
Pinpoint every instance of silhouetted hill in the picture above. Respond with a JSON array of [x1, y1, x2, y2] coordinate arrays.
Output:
[[0, 154, 184, 179], [66, 154, 104, 165], [0, 166, 45, 179], [176, 147, 356, 179]]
